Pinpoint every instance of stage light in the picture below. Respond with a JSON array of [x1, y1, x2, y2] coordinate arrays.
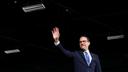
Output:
[[4, 49, 20, 54], [22, 3, 46, 13], [107, 35, 124, 40]]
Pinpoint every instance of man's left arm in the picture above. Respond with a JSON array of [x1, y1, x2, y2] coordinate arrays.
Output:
[[95, 55, 102, 72]]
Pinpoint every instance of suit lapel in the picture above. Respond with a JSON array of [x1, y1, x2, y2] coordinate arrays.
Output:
[[89, 53, 95, 66], [78, 51, 88, 65]]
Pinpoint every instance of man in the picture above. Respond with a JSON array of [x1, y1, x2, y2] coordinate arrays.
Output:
[[51, 27, 102, 72]]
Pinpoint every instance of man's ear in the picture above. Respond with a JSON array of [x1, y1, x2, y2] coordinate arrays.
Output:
[[88, 41, 90, 45]]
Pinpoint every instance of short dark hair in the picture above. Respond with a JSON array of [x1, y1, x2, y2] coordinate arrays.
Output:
[[80, 34, 90, 42]]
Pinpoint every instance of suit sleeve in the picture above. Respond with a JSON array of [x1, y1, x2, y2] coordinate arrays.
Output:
[[95, 55, 102, 72], [56, 43, 74, 57]]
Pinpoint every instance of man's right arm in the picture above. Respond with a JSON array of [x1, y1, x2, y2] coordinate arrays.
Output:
[[52, 27, 73, 57], [54, 40, 74, 57]]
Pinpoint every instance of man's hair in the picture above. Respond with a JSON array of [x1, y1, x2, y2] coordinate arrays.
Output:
[[79, 34, 90, 42]]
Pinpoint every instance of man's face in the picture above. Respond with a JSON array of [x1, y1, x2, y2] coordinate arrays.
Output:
[[79, 36, 90, 50]]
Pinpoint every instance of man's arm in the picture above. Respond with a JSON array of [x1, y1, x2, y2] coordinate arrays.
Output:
[[52, 27, 74, 57], [95, 55, 102, 72]]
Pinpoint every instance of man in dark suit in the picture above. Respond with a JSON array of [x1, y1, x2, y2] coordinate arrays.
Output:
[[51, 27, 102, 72]]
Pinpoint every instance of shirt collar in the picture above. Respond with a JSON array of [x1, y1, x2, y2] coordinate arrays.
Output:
[[84, 50, 90, 53]]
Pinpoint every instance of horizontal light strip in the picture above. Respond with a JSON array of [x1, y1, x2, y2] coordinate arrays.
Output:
[[4, 49, 20, 54], [107, 35, 124, 40], [22, 3, 46, 12]]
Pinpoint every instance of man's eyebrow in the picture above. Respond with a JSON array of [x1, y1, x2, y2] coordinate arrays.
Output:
[[80, 40, 87, 41]]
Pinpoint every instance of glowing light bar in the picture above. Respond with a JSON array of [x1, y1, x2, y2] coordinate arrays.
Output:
[[107, 35, 124, 40], [22, 3, 46, 12], [4, 49, 20, 54]]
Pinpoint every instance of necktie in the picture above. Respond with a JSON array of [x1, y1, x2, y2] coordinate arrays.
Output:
[[84, 52, 91, 65]]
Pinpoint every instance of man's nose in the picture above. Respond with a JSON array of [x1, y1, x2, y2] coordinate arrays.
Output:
[[81, 42, 84, 45]]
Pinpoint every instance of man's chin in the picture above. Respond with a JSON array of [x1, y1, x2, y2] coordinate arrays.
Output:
[[81, 47, 88, 50], [81, 47, 85, 49]]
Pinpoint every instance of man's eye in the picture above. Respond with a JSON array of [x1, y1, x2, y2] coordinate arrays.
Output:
[[80, 41, 85, 42]]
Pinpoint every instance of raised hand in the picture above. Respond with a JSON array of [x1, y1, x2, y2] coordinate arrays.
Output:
[[51, 27, 60, 42]]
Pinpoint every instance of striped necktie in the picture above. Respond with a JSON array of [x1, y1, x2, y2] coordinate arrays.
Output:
[[84, 52, 91, 65]]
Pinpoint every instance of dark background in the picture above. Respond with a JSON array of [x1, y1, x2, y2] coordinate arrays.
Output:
[[0, 0, 127, 72]]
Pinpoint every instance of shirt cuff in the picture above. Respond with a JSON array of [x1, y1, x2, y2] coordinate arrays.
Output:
[[54, 41, 60, 46]]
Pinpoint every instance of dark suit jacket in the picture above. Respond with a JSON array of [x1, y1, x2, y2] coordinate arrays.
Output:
[[56, 43, 102, 72]]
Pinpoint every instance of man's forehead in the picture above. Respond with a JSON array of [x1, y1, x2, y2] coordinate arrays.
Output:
[[80, 37, 88, 40]]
